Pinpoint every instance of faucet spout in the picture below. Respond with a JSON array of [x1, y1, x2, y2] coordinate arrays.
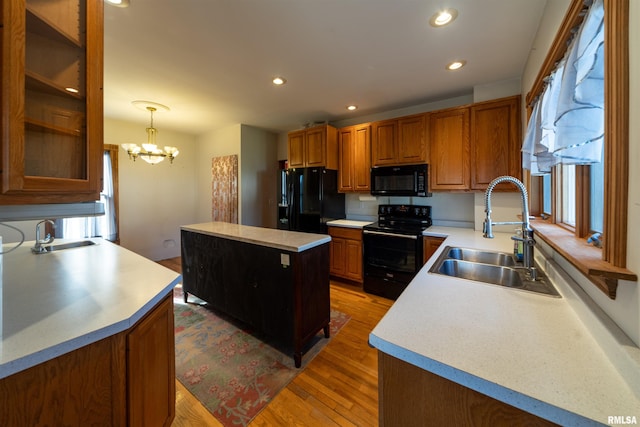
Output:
[[32, 219, 56, 253], [483, 176, 537, 279]]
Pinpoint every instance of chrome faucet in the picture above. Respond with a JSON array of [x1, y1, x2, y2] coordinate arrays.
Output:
[[483, 176, 537, 280], [32, 219, 56, 253]]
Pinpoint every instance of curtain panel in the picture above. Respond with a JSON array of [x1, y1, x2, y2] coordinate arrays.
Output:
[[522, 0, 604, 174]]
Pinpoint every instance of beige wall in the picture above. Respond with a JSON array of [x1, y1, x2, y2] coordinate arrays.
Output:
[[195, 124, 278, 228], [239, 125, 279, 228], [195, 124, 242, 223], [105, 117, 199, 261]]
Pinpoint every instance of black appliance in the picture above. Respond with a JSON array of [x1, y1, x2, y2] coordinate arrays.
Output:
[[370, 163, 431, 197], [278, 167, 345, 234], [363, 204, 432, 300]]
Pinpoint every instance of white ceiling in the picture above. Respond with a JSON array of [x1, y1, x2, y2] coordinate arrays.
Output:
[[103, 0, 547, 136]]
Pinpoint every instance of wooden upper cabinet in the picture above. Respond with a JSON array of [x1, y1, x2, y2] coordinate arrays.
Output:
[[338, 127, 353, 191], [338, 123, 371, 192], [305, 125, 327, 167], [372, 114, 426, 166], [287, 124, 338, 169], [470, 95, 522, 190], [0, 0, 104, 204], [397, 115, 427, 164], [371, 120, 397, 165], [288, 130, 306, 168], [429, 106, 470, 190]]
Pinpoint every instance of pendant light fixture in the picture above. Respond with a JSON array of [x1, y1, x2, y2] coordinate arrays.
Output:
[[121, 101, 179, 164]]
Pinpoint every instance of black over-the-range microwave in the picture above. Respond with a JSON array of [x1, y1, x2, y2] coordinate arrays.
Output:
[[370, 164, 431, 197]]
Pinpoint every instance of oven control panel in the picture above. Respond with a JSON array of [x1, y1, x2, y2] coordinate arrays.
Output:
[[377, 204, 431, 220]]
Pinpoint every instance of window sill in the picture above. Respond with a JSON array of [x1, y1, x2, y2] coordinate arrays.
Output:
[[530, 219, 637, 299]]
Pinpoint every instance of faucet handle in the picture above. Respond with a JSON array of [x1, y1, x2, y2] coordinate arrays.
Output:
[[482, 219, 494, 238]]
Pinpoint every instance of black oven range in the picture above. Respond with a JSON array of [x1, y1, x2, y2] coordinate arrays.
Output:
[[363, 204, 432, 300]]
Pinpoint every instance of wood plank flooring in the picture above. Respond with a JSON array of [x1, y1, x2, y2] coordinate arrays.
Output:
[[158, 257, 393, 426]]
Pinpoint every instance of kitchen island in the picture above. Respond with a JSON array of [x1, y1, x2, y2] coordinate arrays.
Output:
[[0, 238, 181, 426], [180, 222, 331, 367], [370, 226, 640, 426]]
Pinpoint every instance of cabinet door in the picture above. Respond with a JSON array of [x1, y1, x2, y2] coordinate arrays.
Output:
[[240, 243, 293, 340], [429, 107, 470, 190], [305, 126, 327, 167], [181, 230, 226, 307], [397, 115, 426, 164], [338, 127, 354, 192], [0, 0, 103, 203], [127, 295, 175, 427], [330, 236, 347, 276], [470, 96, 521, 190], [352, 124, 371, 191], [287, 130, 305, 168], [372, 120, 397, 166], [345, 238, 363, 282], [423, 236, 446, 264]]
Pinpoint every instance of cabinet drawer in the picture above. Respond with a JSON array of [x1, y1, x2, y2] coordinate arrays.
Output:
[[328, 226, 363, 241]]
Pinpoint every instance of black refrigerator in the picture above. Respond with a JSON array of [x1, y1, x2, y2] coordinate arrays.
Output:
[[277, 167, 345, 234]]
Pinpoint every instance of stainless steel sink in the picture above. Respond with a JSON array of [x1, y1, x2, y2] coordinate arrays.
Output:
[[429, 246, 560, 297], [42, 240, 96, 252], [446, 247, 516, 266]]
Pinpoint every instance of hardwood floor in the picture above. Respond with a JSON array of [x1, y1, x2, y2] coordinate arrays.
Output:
[[157, 257, 394, 426]]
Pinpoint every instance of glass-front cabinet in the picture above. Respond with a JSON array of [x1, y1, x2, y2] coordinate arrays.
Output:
[[1, 0, 103, 204]]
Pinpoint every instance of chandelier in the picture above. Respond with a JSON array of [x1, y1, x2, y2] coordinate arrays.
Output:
[[122, 101, 179, 164]]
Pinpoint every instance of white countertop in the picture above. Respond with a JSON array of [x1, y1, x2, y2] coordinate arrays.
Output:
[[0, 238, 181, 379], [370, 226, 640, 426], [181, 222, 330, 252], [326, 219, 373, 229]]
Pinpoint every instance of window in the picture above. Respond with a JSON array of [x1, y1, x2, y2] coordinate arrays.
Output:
[[560, 165, 576, 229], [524, 0, 633, 298], [56, 145, 119, 242]]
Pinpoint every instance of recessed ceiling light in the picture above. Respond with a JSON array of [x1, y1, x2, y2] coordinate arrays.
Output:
[[65, 87, 79, 94], [272, 77, 287, 85], [429, 9, 458, 27], [105, 0, 130, 7], [346, 105, 358, 111], [446, 60, 466, 71]]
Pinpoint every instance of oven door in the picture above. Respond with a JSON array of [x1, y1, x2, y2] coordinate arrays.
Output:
[[362, 230, 422, 299]]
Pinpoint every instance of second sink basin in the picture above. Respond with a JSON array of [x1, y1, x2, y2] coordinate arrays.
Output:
[[436, 259, 522, 288], [446, 247, 516, 266]]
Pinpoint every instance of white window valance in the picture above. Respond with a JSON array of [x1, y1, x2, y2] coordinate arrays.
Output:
[[523, 0, 604, 174]]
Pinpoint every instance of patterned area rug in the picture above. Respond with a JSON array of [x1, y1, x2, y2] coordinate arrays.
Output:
[[173, 286, 350, 427]]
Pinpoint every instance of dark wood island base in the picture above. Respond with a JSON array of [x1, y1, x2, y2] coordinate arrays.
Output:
[[181, 224, 332, 368]]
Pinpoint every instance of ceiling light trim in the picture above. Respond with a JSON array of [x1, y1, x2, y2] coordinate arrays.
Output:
[[429, 9, 458, 27], [446, 60, 467, 71], [105, 0, 130, 8]]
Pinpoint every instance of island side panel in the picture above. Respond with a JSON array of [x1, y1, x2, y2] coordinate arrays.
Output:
[[292, 242, 331, 360]]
